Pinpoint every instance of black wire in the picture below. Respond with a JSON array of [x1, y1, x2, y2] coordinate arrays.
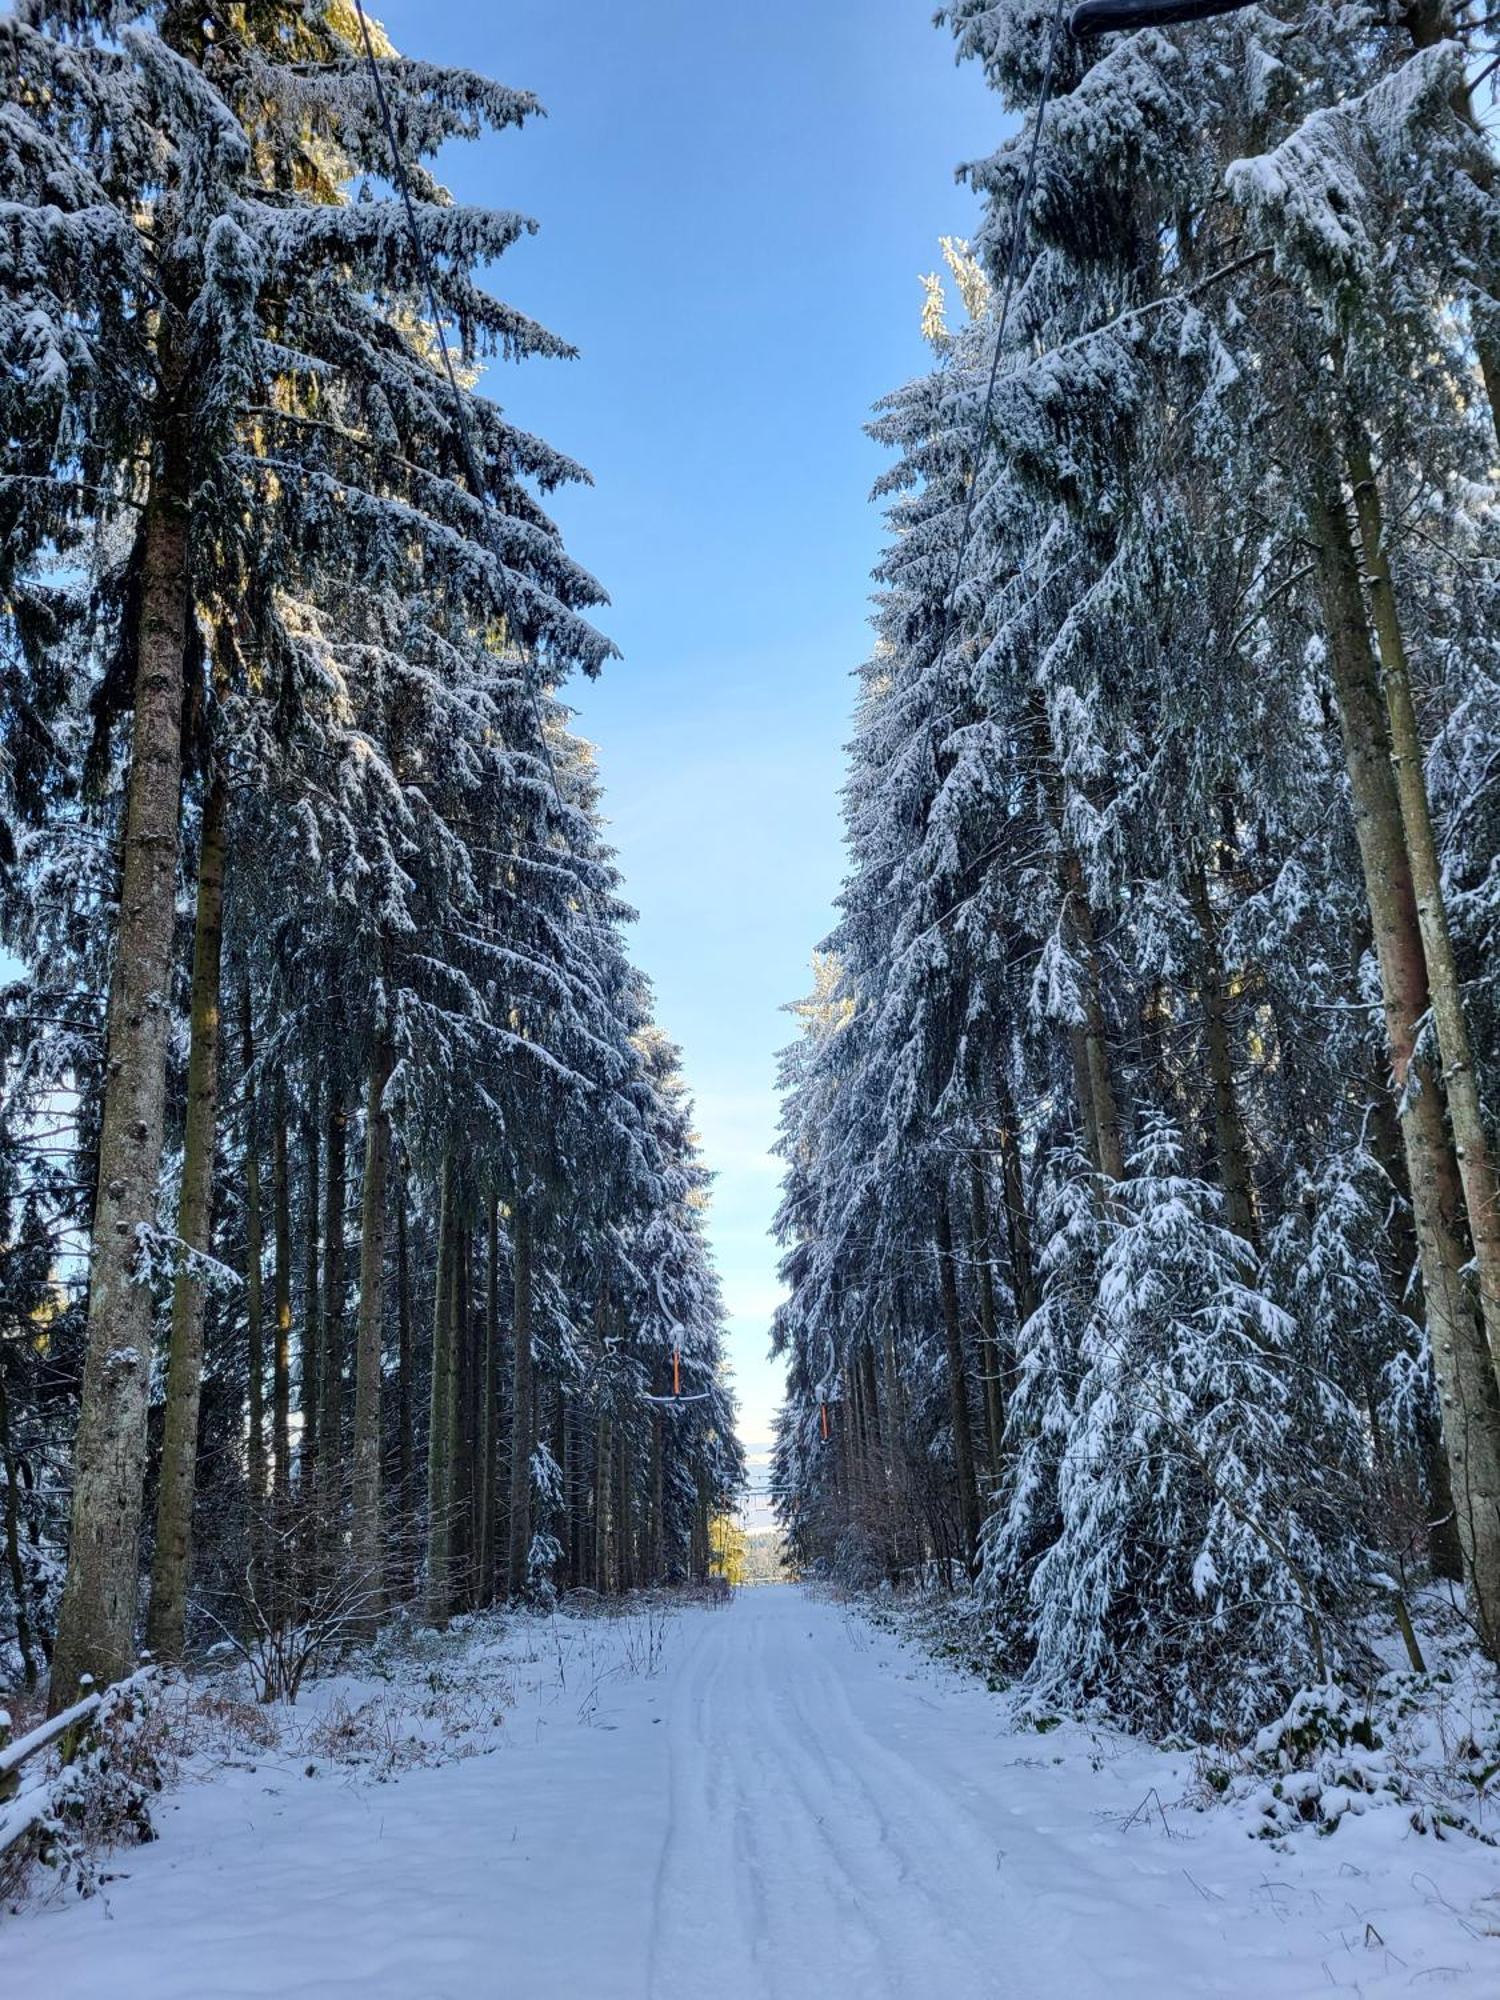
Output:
[[928, 0, 1068, 676], [350, 1, 568, 818]]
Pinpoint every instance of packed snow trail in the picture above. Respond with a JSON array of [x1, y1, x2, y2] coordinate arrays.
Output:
[[5, 1585, 1499, 1997]]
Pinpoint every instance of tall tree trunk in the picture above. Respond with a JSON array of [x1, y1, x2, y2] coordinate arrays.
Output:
[[146, 774, 227, 1660], [396, 1178, 413, 1511], [1363, 1073, 1466, 1580], [860, 1339, 884, 1460], [1308, 464, 1500, 1656], [271, 1094, 292, 1500], [50, 368, 191, 1709], [300, 1078, 320, 1481], [969, 1166, 1006, 1483], [649, 1408, 665, 1583], [351, 1041, 392, 1636], [554, 1390, 572, 1589], [317, 1091, 347, 1516], [1065, 854, 1126, 1185], [476, 1194, 500, 1607], [426, 1159, 456, 1623], [935, 1192, 981, 1568], [241, 980, 268, 1529], [1346, 424, 1500, 1376], [994, 1080, 1039, 1325], [505, 1200, 534, 1597], [594, 1411, 611, 1592], [0, 1360, 38, 1689], [618, 1427, 635, 1594], [1033, 705, 1124, 1183], [1189, 866, 1258, 1245], [452, 1225, 475, 1607]]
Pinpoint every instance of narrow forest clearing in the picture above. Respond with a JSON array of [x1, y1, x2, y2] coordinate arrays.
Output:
[[2, 1586, 1496, 1998]]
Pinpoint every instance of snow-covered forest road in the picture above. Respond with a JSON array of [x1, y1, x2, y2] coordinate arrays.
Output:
[[6, 1586, 1499, 1997]]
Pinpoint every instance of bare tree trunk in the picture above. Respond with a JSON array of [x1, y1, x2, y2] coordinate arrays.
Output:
[[649, 1408, 665, 1583], [426, 1159, 456, 1624], [271, 1095, 292, 1500], [146, 774, 227, 1660], [618, 1428, 635, 1594], [0, 1359, 38, 1689], [935, 1192, 982, 1568], [860, 1339, 884, 1461], [505, 1200, 534, 1597], [1066, 855, 1126, 1185], [476, 1193, 500, 1607], [969, 1167, 1006, 1482], [1346, 424, 1500, 1378], [994, 1082, 1039, 1324], [1034, 706, 1124, 1183], [241, 980, 268, 1524], [396, 1178, 413, 1510], [317, 1091, 346, 1516], [1363, 1074, 1467, 1581], [554, 1390, 572, 1589], [1189, 866, 1258, 1245], [452, 1225, 475, 1607], [1308, 464, 1500, 1656], [351, 1042, 392, 1637], [300, 1077, 320, 1481], [50, 369, 191, 1709]]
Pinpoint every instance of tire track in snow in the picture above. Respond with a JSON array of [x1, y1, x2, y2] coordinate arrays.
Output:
[[790, 1614, 1134, 1989], [647, 1602, 772, 2000]]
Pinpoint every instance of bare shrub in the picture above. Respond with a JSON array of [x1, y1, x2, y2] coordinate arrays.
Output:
[[195, 1495, 424, 1703]]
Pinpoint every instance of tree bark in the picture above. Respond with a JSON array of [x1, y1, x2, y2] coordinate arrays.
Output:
[[594, 1410, 611, 1591], [451, 1225, 474, 1606], [1307, 463, 1500, 1656], [50, 360, 192, 1709], [350, 1041, 392, 1636], [935, 1192, 982, 1568], [0, 1359, 38, 1689], [618, 1426, 635, 1594], [1346, 424, 1500, 1379], [271, 1094, 292, 1500], [994, 1080, 1039, 1325], [317, 1090, 346, 1514], [146, 773, 227, 1660], [241, 980, 268, 1524], [1033, 706, 1124, 1183], [395, 1178, 413, 1511], [1188, 865, 1258, 1245], [505, 1200, 535, 1597], [476, 1193, 500, 1607], [426, 1158, 456, 1624], [300, 1077, 320, 1481], [969, 1167, 1007, 1483], [649, 1407, 665, 1583], [1065, 855, 1126, 1185]]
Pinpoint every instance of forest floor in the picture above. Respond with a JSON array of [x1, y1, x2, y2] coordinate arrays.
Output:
[[4, 1583, 1500, 1996]]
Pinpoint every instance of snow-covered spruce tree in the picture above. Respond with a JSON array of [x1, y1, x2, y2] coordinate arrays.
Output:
[[3, 2, 742, 1693], [990, 1121, 1367, 1736], [938, 0, 1500, 1654], [775, 0, 1500, 1717], [4, 0, 276, 1706]]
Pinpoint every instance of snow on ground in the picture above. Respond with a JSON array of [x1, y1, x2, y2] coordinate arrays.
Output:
[[4, 1583, 1500, 1997]]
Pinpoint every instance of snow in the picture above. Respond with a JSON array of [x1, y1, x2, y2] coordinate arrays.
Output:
[[5, 1585, 1500, 1996]]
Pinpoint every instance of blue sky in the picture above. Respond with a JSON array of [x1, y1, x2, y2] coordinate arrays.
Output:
[[374, 0, 1002, 1472]]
